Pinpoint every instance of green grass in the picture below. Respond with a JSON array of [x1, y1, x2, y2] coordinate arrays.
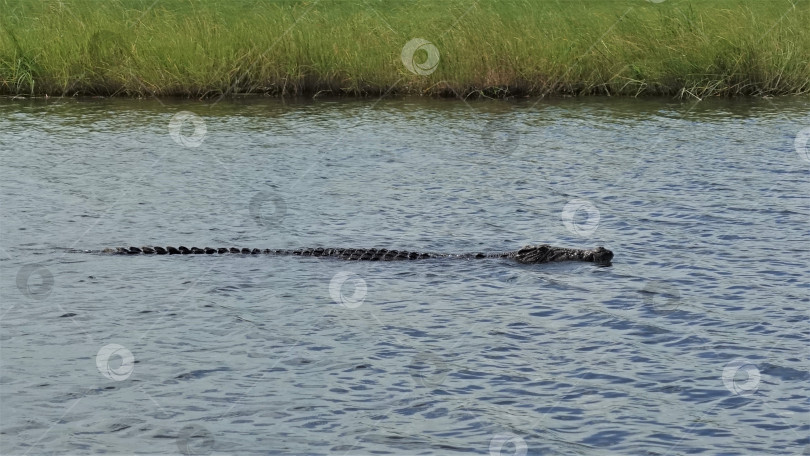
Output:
[[1, 0, 808, 98]]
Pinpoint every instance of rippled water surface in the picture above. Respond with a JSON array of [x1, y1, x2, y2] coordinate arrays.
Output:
[[1, 97, 809, 455]]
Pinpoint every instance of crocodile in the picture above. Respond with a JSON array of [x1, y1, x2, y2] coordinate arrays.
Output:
[[97, 244, 614, 265]]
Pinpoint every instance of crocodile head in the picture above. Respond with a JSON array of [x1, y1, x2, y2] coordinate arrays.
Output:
[[587, 246, 614, 265], [513, 244, 613, 265]]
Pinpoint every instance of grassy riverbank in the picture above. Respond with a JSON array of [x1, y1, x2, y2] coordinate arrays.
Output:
[[1, 0, 808, 98]]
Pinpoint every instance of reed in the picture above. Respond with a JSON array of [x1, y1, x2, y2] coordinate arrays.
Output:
[[1, 0, 808, 98]]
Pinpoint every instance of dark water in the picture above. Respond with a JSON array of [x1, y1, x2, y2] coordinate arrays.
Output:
[[1, 96, 808, 455]]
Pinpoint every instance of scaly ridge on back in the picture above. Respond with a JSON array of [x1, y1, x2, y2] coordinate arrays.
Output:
[[100, 244, 613, 265]]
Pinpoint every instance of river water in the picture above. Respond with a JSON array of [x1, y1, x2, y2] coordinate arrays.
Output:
[[1, 96, 808, 455]]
